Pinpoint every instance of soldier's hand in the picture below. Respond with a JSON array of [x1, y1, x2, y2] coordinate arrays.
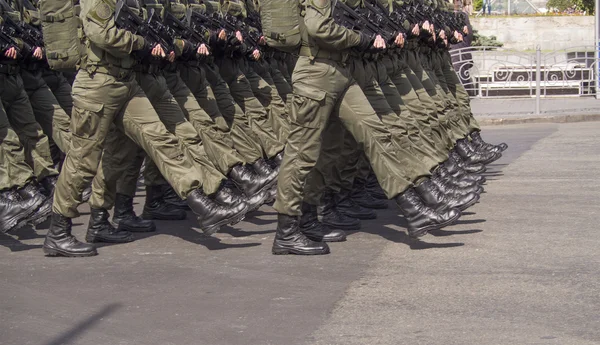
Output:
[[454, 31, 463, 42], [439, 29, 446, 40], [394, 33, 405, 47], [168, 51, 176, 62], [218, 29, 227, 41], [197, 43, 210, 56], [33, 47, 43, 60], [463, 25, 469, 35], [235, 31, 243, 43], [252, 49, 261, 60], [151, 44, 166, 58], [259, 35, 266, 46], [373, 35, 386, 50], [4, 47, 17, 60], [412, 24, 420, 35]]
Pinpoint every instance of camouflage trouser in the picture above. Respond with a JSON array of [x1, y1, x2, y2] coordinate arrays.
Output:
[[54, 70, 206, 218], [0, 73, 57, 181], [0, 103, 35, 190]]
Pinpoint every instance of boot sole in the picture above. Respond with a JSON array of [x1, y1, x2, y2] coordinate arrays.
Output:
[[43, 247, 98, 257], [112, 222, 157, 233], [272, 246, 331, 255], [198, 207, 248, 236], [141, 212, 187, 221], [321, 222, 361, 231], [338, 211, 377, 220], [305, 234, 347, 243], [27, 205, 52, 226], [85, 235, 135, 244], [408, 210, 463, 238]]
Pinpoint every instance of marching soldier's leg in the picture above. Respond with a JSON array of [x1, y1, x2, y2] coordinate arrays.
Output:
[[181, 64, 263, 164], [0, 73, 59, 189], [22, 69, 72, 155], [218, 58, 285, 158], [0, 104, 48, 233]]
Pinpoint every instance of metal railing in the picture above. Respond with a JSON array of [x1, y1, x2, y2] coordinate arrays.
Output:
[[449, 45, 600, 114]]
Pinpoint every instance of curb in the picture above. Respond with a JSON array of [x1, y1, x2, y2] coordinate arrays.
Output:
[[476, 113, 600, 126]]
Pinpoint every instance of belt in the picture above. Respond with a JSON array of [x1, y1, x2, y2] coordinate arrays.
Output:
[[84, 64, 133, 80], [0, 64, 20, 75], [299, 46, 344, 62], [133, 64, 162, 74]]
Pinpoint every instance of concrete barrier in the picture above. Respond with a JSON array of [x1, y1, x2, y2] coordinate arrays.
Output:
[[471, 16, 594, 51]]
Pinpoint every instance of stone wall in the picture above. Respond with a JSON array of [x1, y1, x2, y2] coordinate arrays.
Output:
[[470, 16, 594, 51]]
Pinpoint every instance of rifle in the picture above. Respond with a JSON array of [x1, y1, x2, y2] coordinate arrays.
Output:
[[164, 11, 208, 50], [360, 0, 404, 44], [114, 0, 175, 55], [332, 0, 380, 43]]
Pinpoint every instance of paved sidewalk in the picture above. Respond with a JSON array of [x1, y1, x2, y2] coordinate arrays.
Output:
[[1, 123, 599, 345], [472, 97, 600, 125]]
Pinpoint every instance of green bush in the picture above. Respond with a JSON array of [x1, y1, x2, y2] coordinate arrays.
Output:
[[474, 0, 483, 11], [546, 0, 575, 11]]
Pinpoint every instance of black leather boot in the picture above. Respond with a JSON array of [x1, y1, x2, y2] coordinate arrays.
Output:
[[161, 184, 189, 210], [0, 193, 42, 233], [112, 193, 156, 232], [40, 175, 58, 197], [299, 202, 346, 242], [228, 164, 276, 197], [431, 174, 483, 198], [471, 131, 508, 152], [187, 189, 248, 236], [434, 167, 481, 189], [415, 179, 480, 212], [394, 189, 461, 238], [251, 158, 278, 181], [335, 189, 377, 220], [352, 179, 388, 209], [319, 190, 361, 230], [142, 185, 187, 220], [216, 184, 266, 212], [17, 182, 52, 226], [43, 213, 98, 257], [86, 208, 134, 243], [456, 139, 502, 165], [445, 153, 486, 174], [272, 214, 330, 255]]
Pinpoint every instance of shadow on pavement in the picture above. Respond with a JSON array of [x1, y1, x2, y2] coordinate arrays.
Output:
[[43, 303, 122, 345]]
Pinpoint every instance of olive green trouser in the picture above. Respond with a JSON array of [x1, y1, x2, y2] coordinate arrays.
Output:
[[180, 63, 263, 163], [163, 69, 245, 175], [387, 53, 449, 154], [244, 59, 290, 145], [396, 51, 454, 152], [43, 70, 74, 116], [441, 51, 481, 133], [21, 69, 72, 155], [430, 51, 471, 139], [275, 56, 293, 86], [378, 56, 447, 165], [0, 103, 35, 190], [0, 73, 57, 181], [275, 56, 431, 216], [267, 57, 294, 139], [54, 70, 205, 218], [217, 58, 284, 158], [250, 58, 291, 142]]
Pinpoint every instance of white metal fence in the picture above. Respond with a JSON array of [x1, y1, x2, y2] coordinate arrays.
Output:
[[449, 45, 600, 114]]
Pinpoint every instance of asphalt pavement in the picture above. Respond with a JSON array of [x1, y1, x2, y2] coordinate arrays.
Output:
[[1, 122, 599, 345]]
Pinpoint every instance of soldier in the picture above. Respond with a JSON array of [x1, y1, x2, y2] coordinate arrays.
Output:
[[43, 0, 248, 257], [271, 0, 474, 255], [0, 104, 47, 232]]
